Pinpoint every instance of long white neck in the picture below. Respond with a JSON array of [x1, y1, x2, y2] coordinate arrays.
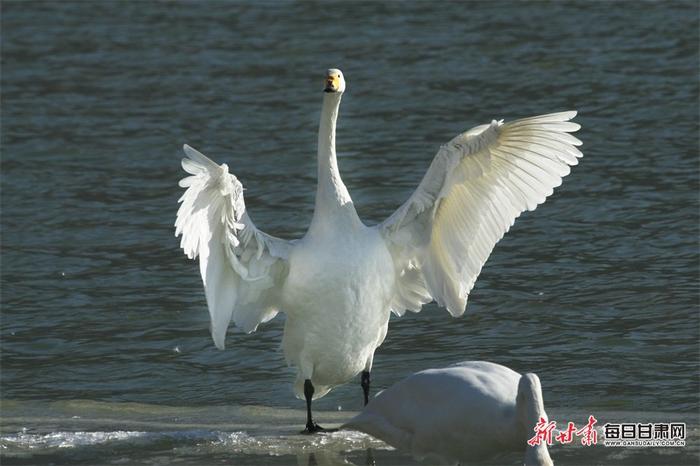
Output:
[[309, 92, 359, 233], [517, 374, 554, 466]]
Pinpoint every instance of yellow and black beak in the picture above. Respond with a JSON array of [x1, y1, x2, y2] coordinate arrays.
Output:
[[324, 74, 340, 93]]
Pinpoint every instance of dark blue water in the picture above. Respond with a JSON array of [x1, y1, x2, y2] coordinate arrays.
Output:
[[2, 1, 698, 464]]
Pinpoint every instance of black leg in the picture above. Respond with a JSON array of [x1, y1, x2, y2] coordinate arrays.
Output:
[[301, 379, 338, 434], [365, 447, 376, 466], [308, 452, 318, 466], [302, 379, 321, 433], [361, 371, 371, 406]]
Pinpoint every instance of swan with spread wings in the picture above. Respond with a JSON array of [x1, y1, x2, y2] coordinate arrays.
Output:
[[175, 68, 582, 433]]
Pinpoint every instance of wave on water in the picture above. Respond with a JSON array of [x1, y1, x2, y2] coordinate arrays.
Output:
[[0, 429, 213, 450], [1, 428, 384, 450], [1, 427, 395, 466]]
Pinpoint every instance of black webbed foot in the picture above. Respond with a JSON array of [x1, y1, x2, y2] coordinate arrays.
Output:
[[300, 422, 338, 434]]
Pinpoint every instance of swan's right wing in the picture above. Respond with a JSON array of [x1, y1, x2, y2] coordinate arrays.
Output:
[[175, 145, 292, 349]]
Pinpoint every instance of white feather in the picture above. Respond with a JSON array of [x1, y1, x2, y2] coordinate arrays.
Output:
[[379, 111, 582, 317], [175, 145, 290, 349]]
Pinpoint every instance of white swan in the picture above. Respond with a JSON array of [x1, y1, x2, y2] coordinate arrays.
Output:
[[175, 68, 581, 432], [343, 361, 554, 466]]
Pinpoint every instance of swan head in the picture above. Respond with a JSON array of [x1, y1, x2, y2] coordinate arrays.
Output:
[[324, 68, 346, 94]]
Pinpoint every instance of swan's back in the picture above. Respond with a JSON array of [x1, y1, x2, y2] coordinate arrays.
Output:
[[344, 361, 523, 462]]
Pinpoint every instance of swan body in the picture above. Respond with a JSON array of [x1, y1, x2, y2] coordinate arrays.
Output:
[[282, 221, 394, 399], [344, 361, 554, 466], [175, 68, 582, 430]]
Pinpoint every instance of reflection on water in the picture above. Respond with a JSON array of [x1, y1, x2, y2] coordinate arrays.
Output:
[[1, 1, 698, 464]]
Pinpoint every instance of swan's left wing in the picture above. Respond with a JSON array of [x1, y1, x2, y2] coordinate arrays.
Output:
[[175, 145, 292, 349], [378, 111, 582, 317]]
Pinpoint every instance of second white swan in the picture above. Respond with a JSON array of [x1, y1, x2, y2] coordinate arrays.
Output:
[[344, 361, 554, 465]]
